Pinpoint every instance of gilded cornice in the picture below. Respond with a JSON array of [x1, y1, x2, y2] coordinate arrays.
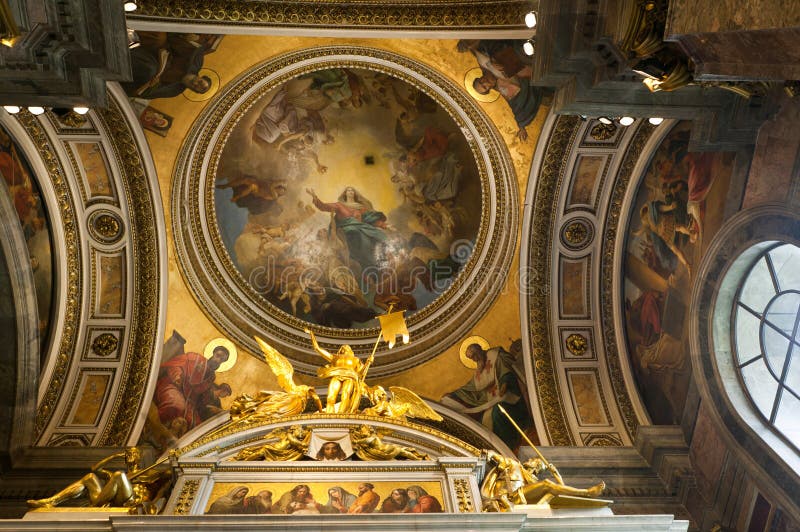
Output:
[[94, 95, 163, 446], [525, 115, 581, 446], [598, 121, 655, 441], [130, 0, 530, 30], [16, 112, 83, 440]]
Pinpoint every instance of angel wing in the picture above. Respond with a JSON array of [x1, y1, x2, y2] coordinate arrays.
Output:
[[254, 336, 300, 393], [389, 386, 443, 422]]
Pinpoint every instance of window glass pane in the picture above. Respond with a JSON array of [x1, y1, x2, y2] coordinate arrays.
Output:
[[741, 362, 779, 419], [762, 324, 789, 378], [774, 391, 800, 448], [763, 292, 800, 338], [739, 258, 777, 313], [786, 347, 800, 395], [769, 244, 800, 292], [735, 306, 762, 365]]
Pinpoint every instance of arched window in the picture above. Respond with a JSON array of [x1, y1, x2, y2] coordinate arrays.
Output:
[[733, 242, 800, 452]]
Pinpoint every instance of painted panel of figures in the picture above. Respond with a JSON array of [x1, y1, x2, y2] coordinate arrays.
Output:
[[457, 39, 543, 141], [441, 338, 536, 452], [214, 67, 482, 329], [140, 331, 236, 450], [205, 481, 444, 515], [0, 124, 53, 363], [622, 122, 735, 424], [123, 31, 223, 136]]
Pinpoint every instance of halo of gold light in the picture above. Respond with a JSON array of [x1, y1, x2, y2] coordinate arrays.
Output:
[[183, 68, 221, 102], [203, 337, 238, 373], [459, 335, 490, 369], [464, 67, 499, 103]]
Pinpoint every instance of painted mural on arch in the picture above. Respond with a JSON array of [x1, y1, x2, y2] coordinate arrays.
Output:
[[213, 67, 482, 329], [622, 121, 736, 424], [0, 124, 54, 363]]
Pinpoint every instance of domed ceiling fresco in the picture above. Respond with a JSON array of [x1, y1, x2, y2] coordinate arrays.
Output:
[[213, 66, 482, 329], [121, 32, 544, 453]]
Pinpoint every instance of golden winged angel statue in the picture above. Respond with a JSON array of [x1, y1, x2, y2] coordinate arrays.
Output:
[[363, 384, 442, 422], [230, 307, 441, 424], [229, 336, 323, 423]]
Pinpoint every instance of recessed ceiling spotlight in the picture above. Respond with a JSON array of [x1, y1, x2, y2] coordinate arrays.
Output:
[[522, 39, 535, 56], [3, 106, 20, 114], [619, 116, 635, 126], [525, 11, 537, 29], [598, 116, 613, 125], [28, 106, 45, 115], [73, 106, 89, 115], [123, 1, 138, 12], [648, 117, 664, 125]]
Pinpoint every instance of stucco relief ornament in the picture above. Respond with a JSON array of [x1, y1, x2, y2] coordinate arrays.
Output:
[[565, 333, 588, 356]]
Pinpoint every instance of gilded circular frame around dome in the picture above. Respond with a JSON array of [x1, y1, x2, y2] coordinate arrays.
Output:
[[172, 46, 518, 377]]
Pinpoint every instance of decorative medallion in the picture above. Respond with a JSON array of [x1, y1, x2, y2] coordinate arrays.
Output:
[[91, 333, 119, 357], [172, 46, 518, 377], [564, 333, 588, 357], [88, 210, 124, 244], [560, 217, 594, 251]]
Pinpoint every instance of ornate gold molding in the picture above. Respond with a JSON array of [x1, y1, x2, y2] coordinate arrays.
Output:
[[453, 478, 474, 512], [525, 115, 581, 446], [173, 479, 199, 515], [16, 112, 84, 440], [132, 0, 530, 30], [175, 413, 481, 458], [94, 95, 162, 446], [172, 46, 518, 377]]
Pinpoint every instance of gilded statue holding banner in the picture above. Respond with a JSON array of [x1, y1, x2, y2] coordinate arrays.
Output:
[[228, 307, 440, 427]]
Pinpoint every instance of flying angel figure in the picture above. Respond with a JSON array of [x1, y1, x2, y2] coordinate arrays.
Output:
[[229, 336, 322, 423], [363, 385, 443, 422]]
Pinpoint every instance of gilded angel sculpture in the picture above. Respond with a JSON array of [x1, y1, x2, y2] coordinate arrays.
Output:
[[233, 425, 310, 461], [305, 327, 365, 414], [362, 385, 443, 422], [27, 447, 172, 514], [350, 425, 429, 461], [229, 336, 322, 424], [480, 450, 606, 511]]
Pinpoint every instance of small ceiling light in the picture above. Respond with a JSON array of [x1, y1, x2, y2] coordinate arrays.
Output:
[[648, 117, 664, 125], [73, 106, 89, 115], [619, 116, 635, 126], [522, 39, 535, 56], [525, 11, 537, 28], [123, 1, 138, 12], [3, 105, 20, 114], [28, 106, 45, 115], [598, 116, 613, 125]]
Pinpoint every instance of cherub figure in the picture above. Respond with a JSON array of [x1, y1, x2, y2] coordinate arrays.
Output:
[[233, 425, 310, 461], [350, 425, 428, 461]]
